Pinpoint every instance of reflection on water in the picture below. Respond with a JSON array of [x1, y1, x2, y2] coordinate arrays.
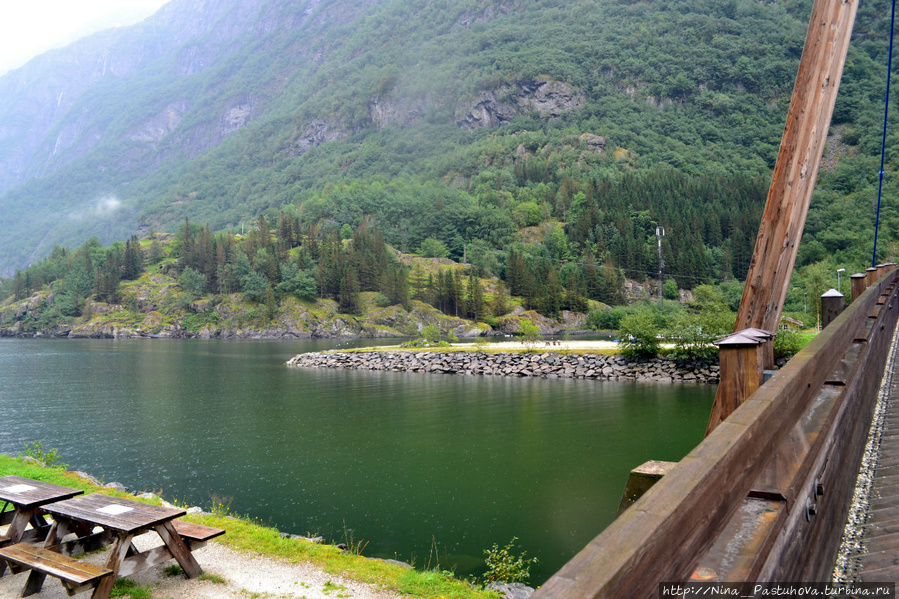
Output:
[[0, 338, 714, 582]]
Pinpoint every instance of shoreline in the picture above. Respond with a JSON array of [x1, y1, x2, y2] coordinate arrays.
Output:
[[0, 455, 494, 599]]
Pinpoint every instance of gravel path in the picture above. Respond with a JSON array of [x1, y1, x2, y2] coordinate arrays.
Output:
[[0, 536, 402, 599]]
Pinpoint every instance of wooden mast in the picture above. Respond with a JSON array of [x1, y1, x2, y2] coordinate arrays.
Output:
[[706, 0, 859, 435]]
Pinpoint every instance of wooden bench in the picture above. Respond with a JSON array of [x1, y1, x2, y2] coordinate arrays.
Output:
[[172, 521, 225, 550], [0, 542, 113, 595]]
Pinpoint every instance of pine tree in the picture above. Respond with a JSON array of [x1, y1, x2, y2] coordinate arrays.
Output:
[[12, 270, 25, 301], [492, 281, 510, 317], [123, 235, 143, 280], [467, 271, 486, 323], [339, 270, 360, 315]]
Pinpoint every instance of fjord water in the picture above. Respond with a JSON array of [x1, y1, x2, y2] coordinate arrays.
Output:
[[0, 338, 714, 582]]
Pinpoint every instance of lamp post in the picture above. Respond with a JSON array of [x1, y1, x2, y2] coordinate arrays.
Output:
[[791, 286, 808, 316], [837, 268, 846, 294]]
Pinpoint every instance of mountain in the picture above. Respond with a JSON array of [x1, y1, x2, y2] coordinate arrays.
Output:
[[0, 0, 894, 280]]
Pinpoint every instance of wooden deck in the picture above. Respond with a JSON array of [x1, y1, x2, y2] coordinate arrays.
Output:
[[858, 353, 899, 581]]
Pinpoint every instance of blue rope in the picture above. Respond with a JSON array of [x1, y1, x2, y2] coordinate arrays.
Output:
[[873, 0, 897, 267]]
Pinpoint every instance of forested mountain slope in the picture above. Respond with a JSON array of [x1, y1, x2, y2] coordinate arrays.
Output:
[[0, 0, 896, 291]]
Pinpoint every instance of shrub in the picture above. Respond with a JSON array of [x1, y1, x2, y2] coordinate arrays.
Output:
[[23, 441, 67, 468], [663, 278, 679, 300], [666, 308, 735, 361], [773, 329, 806, 360], [518, 319, 542, 346], [420, 323, 441, 344], [586, 306, 627, 330], [418, 238, 449, 258], [618, 310, 659, 358], [483, 537, 538, 584], [178, 266, 207, 297], [372, 292, 391, 307]]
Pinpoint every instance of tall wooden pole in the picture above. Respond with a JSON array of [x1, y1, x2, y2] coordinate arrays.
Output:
[[707, 0, 859, 435]]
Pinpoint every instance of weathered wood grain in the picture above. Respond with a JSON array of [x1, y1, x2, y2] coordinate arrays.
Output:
[[707, 0, 859, 433], [0, 542, 112, 595], [533, 271, 897, 597]]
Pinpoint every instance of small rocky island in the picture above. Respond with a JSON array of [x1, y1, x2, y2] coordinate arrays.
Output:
[[288, 343, 719, 384]]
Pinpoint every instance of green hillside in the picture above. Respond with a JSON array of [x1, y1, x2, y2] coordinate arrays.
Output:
[[1, 0, 897, 316]]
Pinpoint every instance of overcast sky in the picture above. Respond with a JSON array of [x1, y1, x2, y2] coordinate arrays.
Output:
[[0, 0, 171, 76]]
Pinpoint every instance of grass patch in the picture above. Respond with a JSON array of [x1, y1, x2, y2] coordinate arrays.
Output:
[[199, 572, 227, 584], [110, 578, 152, 599], [0, 454, 143, 501], [343, 344, 620, 356], [163, 564, 183, 577], [182, 513, 495, 597]]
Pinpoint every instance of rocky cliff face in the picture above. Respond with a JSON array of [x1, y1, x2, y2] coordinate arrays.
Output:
[[0, 0, 263, 194], [455, 79, 586, 130], [0, 0, 389, 196]]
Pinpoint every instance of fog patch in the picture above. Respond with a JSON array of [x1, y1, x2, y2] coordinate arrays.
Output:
[[69, 196, 124, 221]]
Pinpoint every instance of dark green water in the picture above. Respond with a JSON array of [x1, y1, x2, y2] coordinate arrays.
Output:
[[0, 338, 714, 582]]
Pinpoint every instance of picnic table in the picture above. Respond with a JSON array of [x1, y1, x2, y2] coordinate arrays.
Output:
[[2, 493, 222, 599], [0, 475, 83, 576]]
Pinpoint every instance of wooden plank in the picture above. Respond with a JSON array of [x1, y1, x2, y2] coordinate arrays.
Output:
[[48, 529, 116, 557], [90, 534, 134, 599], [155, 521, 201, 578], [0, 477, 83, 509], [0, 543, 112, 585], [172, 520, 225, 543], [859, 565, 899, 582], [706, 0, 860, 433], [41, 494, 185, 534], [117, 545, 178, 578], [734, 0, 858, 335], [758, 280, 899, 581], [858, 549, 899, 574], [863, 531, 899, 554]]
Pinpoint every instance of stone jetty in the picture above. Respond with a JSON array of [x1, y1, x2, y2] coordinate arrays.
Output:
[[287, 350, 719, 383]]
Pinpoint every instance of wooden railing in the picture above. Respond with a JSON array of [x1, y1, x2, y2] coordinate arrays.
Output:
[[534, 269, 899, 597]]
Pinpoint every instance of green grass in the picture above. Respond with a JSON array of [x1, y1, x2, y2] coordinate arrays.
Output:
[[0, 454, 497, 599], [198, 572, 227, 584], [110, 578, 152, 599]]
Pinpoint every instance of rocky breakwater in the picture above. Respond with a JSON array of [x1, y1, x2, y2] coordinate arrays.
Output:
[[287, 350, 719, 383]]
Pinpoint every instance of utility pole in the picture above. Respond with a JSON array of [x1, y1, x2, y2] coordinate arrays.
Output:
[[656, 226, 665, 303]]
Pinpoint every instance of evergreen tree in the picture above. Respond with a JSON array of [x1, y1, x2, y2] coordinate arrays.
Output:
[[492, 281, 510, 317], [123, 235, 143, 280], [11, 270, 25, 301], [466, 271, 486, 323], [339, 270, 360, 315], [94, 247, 122, 303]]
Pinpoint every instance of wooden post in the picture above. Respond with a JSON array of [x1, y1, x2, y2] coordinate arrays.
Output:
[[877, 264, 887, 279], [867, 267, 878, 286], [617, 460, 677, 516], [706, 329, 774, 436], [820, 289, 844, 328], [850, 273, 867, 302], [705, 0, 858, 435], [732, 0, 858, 335]]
